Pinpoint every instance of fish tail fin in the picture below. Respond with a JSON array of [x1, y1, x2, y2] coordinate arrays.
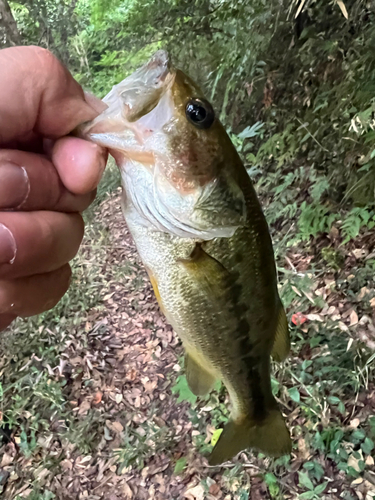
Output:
[[209, 409, 291, 465]]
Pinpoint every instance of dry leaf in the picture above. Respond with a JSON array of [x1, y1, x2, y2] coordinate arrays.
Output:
[[184, 484, 205, 500], [350, 310, 359, 326], [106, 420, 124, 434], [0, 452, 14, 467], [121, 482, 133, 499], [306, 313, 323, 322], [336, 0, 348, 19], [209, 483, 221, 496], [353, 248, 367, 259], [351, 477, 364, 486], [297, 437, 310, 459], [348, 454, 361, 472], [93, 391, 103, 405], [78, 399, 91, 416], [349, 418, 360, 429]]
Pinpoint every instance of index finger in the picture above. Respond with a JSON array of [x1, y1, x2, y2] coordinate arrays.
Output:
[[0, 46, 98, 144]]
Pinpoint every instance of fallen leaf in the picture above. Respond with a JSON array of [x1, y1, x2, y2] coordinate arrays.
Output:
[[337, 0, 348, 19], [106, 420, 124, 434], [350, 310, 359, 326], [121, 481, 133, 499], [0, 452, 14, 467], [350, 418, 360, 429], [306, 313, 323, 322], [358, 287, 370, 301], [92, 391, 102, 405], [348, 454, 361, 472], [353, 248, 368, 260], [78, 399, 91, 416], [297, 437, 310, 459], [209, 483, 221, 496], [184, 484, 205, 500], [351, 477, 364, 486]]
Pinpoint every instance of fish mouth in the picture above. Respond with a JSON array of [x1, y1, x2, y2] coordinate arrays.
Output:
[[80, 50, 175, 157]]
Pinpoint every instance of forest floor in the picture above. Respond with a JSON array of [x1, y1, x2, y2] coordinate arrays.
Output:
[[1, 165, 375, 500]]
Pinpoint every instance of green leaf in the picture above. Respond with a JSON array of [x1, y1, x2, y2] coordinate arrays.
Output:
[[288, 387, 301, 403], [351, 429, 366, 443], [303, 462, 315, 471], [327, 396, 340, 405], [174, 457, 187, 474], [361, 437, 374, 455], [238, 121, 264, 139], [211, 428, 223, 447], [171, 375, 197, 404], [264, 473, 278, 485], [314, 481, 328, 495], [299, 472, 314, 490], [299, 491, 315, 500]]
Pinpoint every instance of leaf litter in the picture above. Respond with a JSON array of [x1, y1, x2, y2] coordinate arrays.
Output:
[[0, 185, 374, 499]]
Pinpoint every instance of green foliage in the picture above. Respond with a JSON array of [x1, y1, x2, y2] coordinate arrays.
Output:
[[298, 202, 338, 240], [171, 374, 197, 405], [173, 456, 187, 474], [341, 207, 375, 243]]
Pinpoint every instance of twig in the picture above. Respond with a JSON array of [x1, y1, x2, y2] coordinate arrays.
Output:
[[296, 118, 329, 152]]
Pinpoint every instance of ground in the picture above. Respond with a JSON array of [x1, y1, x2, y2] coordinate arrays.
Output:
[[0, 165, 375, 500]]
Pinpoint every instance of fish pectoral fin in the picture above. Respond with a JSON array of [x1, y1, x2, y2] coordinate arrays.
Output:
[[209, 409, 291, 466], [271, 305, 290, 362], [178, 244, 230, 296], [185, 352, 217, 396]]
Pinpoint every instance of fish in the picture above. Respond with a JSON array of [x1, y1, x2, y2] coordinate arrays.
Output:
[[79, 50, 292, 465]]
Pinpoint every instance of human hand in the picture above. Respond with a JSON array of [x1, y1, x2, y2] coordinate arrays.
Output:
[[0, 46, 107, 331]]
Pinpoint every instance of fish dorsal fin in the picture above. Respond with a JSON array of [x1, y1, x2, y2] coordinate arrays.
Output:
[[271, 305, 290, 362], [185, 351, 217, 396]]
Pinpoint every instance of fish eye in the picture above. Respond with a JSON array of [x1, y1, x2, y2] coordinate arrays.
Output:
[[185, 98, 215, 129]]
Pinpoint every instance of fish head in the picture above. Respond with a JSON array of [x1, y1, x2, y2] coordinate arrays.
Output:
[[82, 50, 246, 239]]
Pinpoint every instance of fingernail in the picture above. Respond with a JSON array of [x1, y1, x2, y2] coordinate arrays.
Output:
[[0, 161, 30, 209], [0, 223, 17, 264]]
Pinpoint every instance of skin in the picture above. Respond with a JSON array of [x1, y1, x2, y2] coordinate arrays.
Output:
[[0, 46, 108, 331]]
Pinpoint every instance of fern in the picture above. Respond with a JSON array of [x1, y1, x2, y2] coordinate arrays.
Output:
[[341, 208, 375, 243]]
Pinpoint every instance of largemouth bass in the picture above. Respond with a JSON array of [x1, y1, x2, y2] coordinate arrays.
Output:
[[80, 50, 292, 465]]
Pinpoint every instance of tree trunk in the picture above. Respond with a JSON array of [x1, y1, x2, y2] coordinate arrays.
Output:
[[0, 0, 22, 46]]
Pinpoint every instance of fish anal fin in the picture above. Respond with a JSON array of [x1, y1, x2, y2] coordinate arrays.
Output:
[[209, 409, 291, 466], [271, 306, 290, 362], [185, 351, 217, 396]]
